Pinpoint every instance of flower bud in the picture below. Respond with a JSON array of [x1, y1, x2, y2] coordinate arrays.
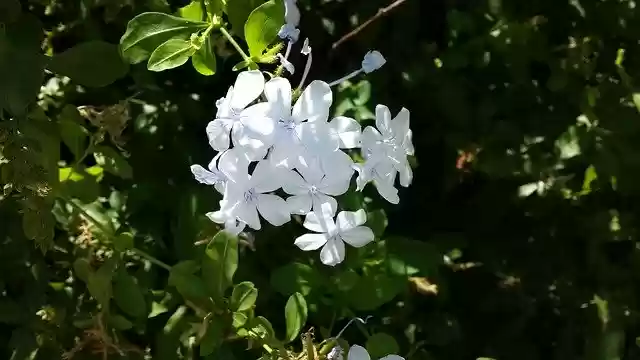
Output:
[[361, 50, 386, 73]]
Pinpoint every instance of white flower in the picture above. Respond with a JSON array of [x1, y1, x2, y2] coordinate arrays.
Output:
[[348, 345, 404, 360], [361, 51, 386, 74], [283, 0, 300, 27], [354, 158, 399, 204], [242, 78, 333, 169], [206, 70, 265, 157], [329, 116, 361, 149], [190, 151, 228, 194], [362, 105, 414, 187], [206, 203, 246, 236], [282, 157, 350, 216], [278, 23, 300, 42], [219, 155, 291, 230], [294, 208, 374, 266], [277, 53, 295, 74]]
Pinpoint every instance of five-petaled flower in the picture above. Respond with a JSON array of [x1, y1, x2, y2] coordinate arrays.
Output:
[[294, 208, 374, 266]]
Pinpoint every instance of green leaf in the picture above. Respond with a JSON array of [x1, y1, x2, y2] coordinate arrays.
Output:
[[87, 258, 117, 309], [200, 318, 224, 356], [202, 231, 238, 298], [230, 281, 258, 311], [47, 41, 129, 87], [169, 261, 209, 300], [148, 38, 197, 71], [347, 273, 404, 311], [207, 0, 226, 17], [107, 313, 134, 330], [244, 0, 285, 57], [192, 36, 217, 75], [119, 12, 208, 64], [386, 237, 442, 277], [232, 312, 248, 327], [93, 146, 133, 179], [332, 269, 359, 292], [271, 262, 321, 296], [226, 0, 262, 38], [113, 269, 147, 318], [58, 106, 88, 160], [179, 1, 205, 21], [366, 333, 400, 359], [285, 292, 308, 342], [73, 258, 92, 283], [0, 14, 46, 117], [22, 208, 55, 246], [114, 232, 134, 252], [58, 166, 103, 203], [249, 316, 275, 340]]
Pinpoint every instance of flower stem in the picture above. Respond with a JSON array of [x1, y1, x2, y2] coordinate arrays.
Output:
[[327, 69, 362, 87], [297, 52, 312, 91], [284, 41, 292, 60], [219, 27, 251, 63], [59, 196, 172, 271]]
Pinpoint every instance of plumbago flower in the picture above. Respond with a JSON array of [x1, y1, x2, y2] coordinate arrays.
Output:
[[347, 345, 404, 360], [294, 208, 374, 266]]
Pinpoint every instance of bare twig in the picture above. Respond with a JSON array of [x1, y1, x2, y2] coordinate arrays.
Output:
[[331, 0, 407, 50]]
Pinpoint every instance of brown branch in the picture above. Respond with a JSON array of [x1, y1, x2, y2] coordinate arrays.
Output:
[[331, 0, 408, 50]]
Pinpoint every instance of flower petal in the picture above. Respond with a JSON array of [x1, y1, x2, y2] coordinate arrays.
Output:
[[303, 211, 336, 233], [230, 70, 264, 110], [218, 148, 251, 186], [281, 169, 309, 195], [329, 116, 361, 148], [311, 193, 337, 217], [292, 80, 332, 123], [403, 129, 415, 156], [340, 226, 374, 247], [375, 104, 393, 137], [206, 119, 232, 151], [241, 103, 276, 138], [294, 233, 328, 251], [251, 160, 283, 193], [320, 237, 345, 266], [398, 159, 413, 187], [361, 126, 383, 159], [264, 77, 292, 111], [318, 173, 351, 196], [286, 194, 312, 214], [391, 107, 410, 139], [319, 150, 354, 183], [235, 202, 261, 230], [256, 194, 291, 226], [297, 121, 339, 156], [373, 179, 399, 204], [348, 345, 371, 360], [336, 209, 367, 231], [379, 355, 404, 360], [190, 164, 221, 185]]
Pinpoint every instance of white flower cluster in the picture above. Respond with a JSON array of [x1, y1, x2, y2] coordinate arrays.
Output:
[[190, 69, 414, 266]]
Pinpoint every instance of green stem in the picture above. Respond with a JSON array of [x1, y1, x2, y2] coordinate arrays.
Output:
[[219, 27, 251, 63], [60, 196, 172, 271]]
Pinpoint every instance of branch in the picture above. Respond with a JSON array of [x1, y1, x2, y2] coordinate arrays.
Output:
[[331, 0, 407, 50]]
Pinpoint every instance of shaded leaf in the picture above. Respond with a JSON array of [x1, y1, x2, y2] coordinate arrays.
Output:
[[113, 269, 147, 318], [230, 281, 258, 312], [202, 231, 238, 298], [93, 146, 133, 179], [47, 41, 129, 87], [148, 38, 197, 71], [271, 262, 321, 296], [285, 292, 307, 342], [226, 0, 262, 38], [366, 333, 399, 359]]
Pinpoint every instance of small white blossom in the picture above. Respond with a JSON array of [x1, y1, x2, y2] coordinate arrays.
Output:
[[206, 202, 246, 236], [281, 157, 350, 216], [354, 158, 399, 204], [361, 105, 414, 187], [220, 155, 290, 230], [278, 23, 300, 42], [348, 345, 404, 360], [277, 53, 295, 74], [361, 51, 386, 74], [294, 208, 374, 266], [328, 116, 361, 149], [206, 71, 266, 158], [190, 151, 228, 194]]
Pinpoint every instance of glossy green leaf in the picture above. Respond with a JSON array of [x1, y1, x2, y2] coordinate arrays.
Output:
[[119, 12, 208, 64], [179, 1, 205, 21], [270, 262, 321, 296], [113, 269, 147, 318], [47, 41, 129, 87], [202, 231, 238, 298], [285, 292, 308, 342], [249, 316, 275, 340], [169, 261, 209, 300], [58, 166, 103, 203], [93, 146, 133, 179], [192, 36, 217, 75], [87, 258, 117, 309], [230, 281, 258, 311], [244, 0, 285, 57], [147, 38, 197, 71], [226, 0, 262, 38], [366, 333, 400, 359], [232, 312, 248, 328], [200, 318, 224, 356], [347, 273, 404, 311]]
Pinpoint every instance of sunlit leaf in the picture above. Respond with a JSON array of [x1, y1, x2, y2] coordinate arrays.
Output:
[[285, 292, 308, 342], [244, 0, 285, 57]]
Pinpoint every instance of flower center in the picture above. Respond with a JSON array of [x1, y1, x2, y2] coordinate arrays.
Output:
[[243, 188, 257, 203], [309, 185, 318, 195], [277, 117, 296, 132], [229, 107, 242, 119]]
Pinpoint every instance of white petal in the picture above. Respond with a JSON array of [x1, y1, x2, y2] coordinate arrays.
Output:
[[281, 170, 309, 195], [230, 70, 265, 110], [311, 193, 337, 217], [318, 173, 351, 196], [292, 80, 332, 123], [398, 160, 413, 187], [257, 194, 291, 226], [283, 0, 300, 26], [403, 129, 415, 156], [235, 202, 261, 230], [329, 116, 361, 148], [303, 211, 336, 233], [294, 233, 328, 251], [319, 150, 354, 182], [298, 122, 339, 156], [361, 51, 386, 74], [373, 179, 399, 204], [296, 155, 324, 185], [379, 355, 404, 360], [218, 148, 251, 186], [340, 226, 374, 247], [251, 160, 283, 193], [190, 165, 221, 185], [241, 103, 276, 138], [269, 142, 299, 169], [214, 182, 226, 194], [206, 119, 232, 151], [375, 104, 393, 137], [264, 77, 292, 111], [348, 345, 371, 360], [391, 108, 410, 139], [286, 194, 312, 214], [336, 209, 367, 231], [320, 237, 345, 266], [354, 164, 370, 191], [205, 211, 225, 225], [361, 126, 383, 159]]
